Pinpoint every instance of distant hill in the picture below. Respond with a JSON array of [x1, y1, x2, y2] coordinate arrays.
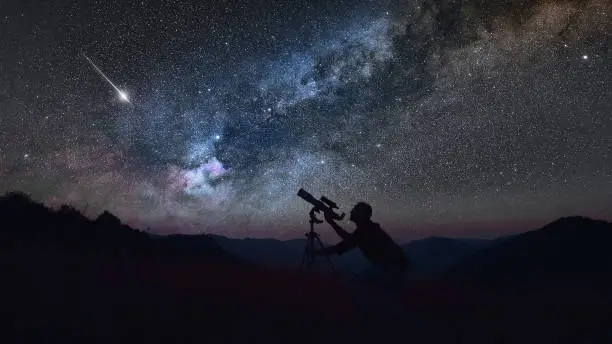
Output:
[[0, 191, 243, 265], [402, 236, 492, 279], [154, 234, 241, 263], [211, 233, 499, 279], [210, 235, 309, 267], [8, 190, 610, 288], [445, 216, 612, 288]]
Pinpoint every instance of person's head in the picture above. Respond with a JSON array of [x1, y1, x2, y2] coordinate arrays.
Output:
[[349, 202, 372, 225]]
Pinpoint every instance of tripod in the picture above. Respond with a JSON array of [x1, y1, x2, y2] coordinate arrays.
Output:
[[298, 208, 337, 278]]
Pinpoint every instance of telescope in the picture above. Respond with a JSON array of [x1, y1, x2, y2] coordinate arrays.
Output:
[[297, 189, 341, 280], [297, 188, 345, 221]]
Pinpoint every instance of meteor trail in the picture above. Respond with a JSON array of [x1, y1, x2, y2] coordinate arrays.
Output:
[[83, 53, 130, 103]]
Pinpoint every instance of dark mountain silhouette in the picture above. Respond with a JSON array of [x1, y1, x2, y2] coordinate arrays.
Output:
[[211, 233, 499, 279], [210, 235, 309, 266], [153, 234, 241, 263], [402, 236, 492, 279], [445, 216, 612, 289], [2, 191, 612, 342], [0, 191, 243, 264], [210, 234, 371, 276]]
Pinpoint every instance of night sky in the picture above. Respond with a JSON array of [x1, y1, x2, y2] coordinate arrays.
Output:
[[1, 0, 610, 241]]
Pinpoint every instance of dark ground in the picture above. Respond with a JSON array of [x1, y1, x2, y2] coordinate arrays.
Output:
[[1, 194, 611, 343], [3, 247, 612, 344]]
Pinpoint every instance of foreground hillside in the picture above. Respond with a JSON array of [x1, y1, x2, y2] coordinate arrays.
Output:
[[1, 191, 612, 342], [3, 245, 612, 343]]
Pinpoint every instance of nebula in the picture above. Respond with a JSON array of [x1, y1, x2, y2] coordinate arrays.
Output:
[[0, 0, 610, 240]]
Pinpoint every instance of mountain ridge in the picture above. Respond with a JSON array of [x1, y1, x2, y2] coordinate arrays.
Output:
[[0, 191, 244, 265], [445, 216, 612, 288], [2, 190, 610, 286]]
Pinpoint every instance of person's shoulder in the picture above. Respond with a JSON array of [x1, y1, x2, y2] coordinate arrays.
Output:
[[366, 221, 384, 231], [356, 221, 383, 232], [370, 221, 382, 228]]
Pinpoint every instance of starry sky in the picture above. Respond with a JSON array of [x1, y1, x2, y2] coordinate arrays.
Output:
[[1, 0, 610, 241]]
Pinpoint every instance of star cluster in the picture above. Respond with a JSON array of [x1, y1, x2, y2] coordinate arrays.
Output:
[[0, 0, 610, 240]]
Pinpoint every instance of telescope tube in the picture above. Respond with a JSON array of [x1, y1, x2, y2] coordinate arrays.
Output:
[[297, 188, 344, 220]]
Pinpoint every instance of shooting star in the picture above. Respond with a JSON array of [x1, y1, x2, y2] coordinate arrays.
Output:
[[83, 53, 130, 103]]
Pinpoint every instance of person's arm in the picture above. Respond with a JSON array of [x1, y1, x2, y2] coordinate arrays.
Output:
[[317, 234, 357, 255], [324, 211, 351, 240]]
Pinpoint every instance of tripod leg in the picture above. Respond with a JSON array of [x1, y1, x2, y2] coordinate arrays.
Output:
[[298, 244, 308, 275], [298, 234, 316, 276], [297, 236, 317, 296], [315, 236, 337, 273]]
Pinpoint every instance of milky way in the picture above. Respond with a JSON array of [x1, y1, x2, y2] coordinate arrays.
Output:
[[0, 0, 610, 240]]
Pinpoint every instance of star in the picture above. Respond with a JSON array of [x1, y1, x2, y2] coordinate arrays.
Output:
[[1, 0, 609, 241], [119, 91, 129, 102]]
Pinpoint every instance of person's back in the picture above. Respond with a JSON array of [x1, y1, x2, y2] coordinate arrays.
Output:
[[315, 202, 409, 288], [347, 221, 408, 269]]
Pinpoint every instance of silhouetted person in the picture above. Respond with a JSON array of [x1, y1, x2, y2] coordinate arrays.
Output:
[[312, 202, 409, 290]]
